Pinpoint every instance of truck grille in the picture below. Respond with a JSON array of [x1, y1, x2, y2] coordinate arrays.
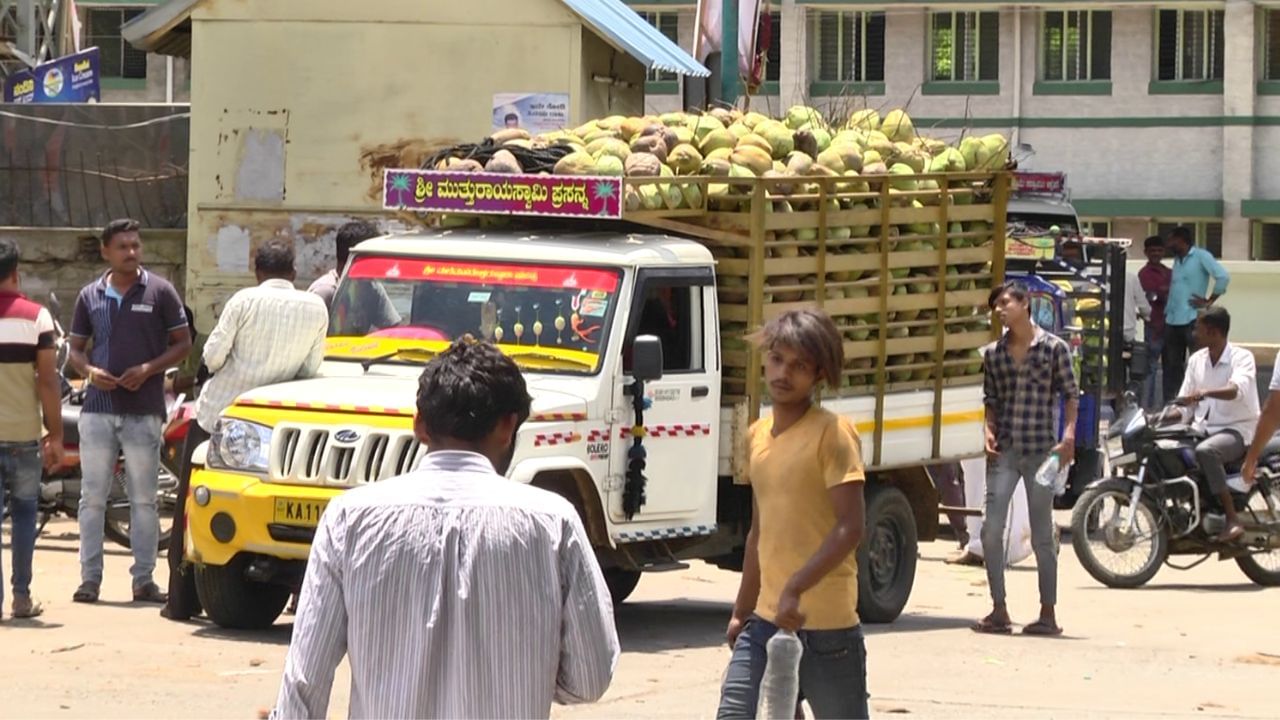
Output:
[[271, 425, 424, 485]]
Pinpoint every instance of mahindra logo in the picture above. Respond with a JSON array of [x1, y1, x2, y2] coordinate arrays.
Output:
[[334, 429, 361, 444]]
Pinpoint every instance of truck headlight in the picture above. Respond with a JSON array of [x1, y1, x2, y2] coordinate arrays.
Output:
[[207, 418, 272, 474]]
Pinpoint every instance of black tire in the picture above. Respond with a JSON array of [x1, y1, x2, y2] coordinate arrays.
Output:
[[103, 469, 176, 552], [1071, 479, 1168, 588], [195, 556, 291, 630], [603, 568, 642, 604], [1235, 483, 1280, 586], [857, 484, 918, 624]]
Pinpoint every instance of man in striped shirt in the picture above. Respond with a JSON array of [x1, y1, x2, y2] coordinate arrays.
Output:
[[163, 239, 328, 620], [272, 339, 619, 719], [0, 239, 64, 620]]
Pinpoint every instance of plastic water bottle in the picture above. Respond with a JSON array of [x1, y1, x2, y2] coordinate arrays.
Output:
[[757, 630, 803, 719], [1034, 452, 1071, 497]]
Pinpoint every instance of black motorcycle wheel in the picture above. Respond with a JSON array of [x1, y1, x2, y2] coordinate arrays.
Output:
[[1236, 482, 1280, 587], [103, 468, 178, 553], [1071, 479, 1168, 588]]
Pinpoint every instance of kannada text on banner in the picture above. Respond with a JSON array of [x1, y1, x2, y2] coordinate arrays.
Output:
[[383, 169, 623, 219]]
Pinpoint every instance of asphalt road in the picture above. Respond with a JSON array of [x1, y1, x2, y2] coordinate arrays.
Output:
[[1, 516, 1277, 719]]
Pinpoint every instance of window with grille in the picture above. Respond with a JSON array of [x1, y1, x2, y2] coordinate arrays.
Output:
[[1155, 9, 1224, 81], [1041, 10, 1111, 81], [930, 11, 999, 82], [1253, 222, 1280, 261], [1082, 220, 1112, 238], [762, 10, 781, 84], [811, 10, 886, 84], [640, 11, 680, 84], [1264, 9, 1280, 80], [87, 8, 148, 80], [1154, 221, 1223, 258]]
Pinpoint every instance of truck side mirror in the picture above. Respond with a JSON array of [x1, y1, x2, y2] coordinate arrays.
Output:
[[631, 335, 664, 382]]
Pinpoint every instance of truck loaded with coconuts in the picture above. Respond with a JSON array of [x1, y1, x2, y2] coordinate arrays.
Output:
[[181, 107, 1012, 630]]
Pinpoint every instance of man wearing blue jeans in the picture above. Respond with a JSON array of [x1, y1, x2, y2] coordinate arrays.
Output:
[[0, 238, 65, 619], [68, 219, 190, 604], [976, 282, 1079, 637]]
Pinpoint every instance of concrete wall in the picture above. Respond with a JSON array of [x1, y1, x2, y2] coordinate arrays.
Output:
[[0, 227, 187, 329], [182, 0, 643, 332]]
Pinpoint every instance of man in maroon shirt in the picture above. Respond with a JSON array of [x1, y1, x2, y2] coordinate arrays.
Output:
[[1138, 236, 1172, 408]]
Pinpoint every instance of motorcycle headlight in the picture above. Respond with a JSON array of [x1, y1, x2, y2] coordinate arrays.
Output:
[[1106, 434, 1125, 460], [207, 418, 272, 474]]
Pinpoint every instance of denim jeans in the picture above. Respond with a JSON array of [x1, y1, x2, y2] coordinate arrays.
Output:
[[78, 413, 162, 587], [0, 441, 42, 606], [983, 451, 1058, 607], [717, 616, 869, 720]]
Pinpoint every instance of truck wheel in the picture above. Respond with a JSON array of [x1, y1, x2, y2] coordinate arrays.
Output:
[[195, 556, 291, 630], [857, 484, 918, 624], [603, 568, 641, 604]]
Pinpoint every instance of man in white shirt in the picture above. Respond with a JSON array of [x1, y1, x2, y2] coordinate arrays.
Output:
[[1123, 269, 1152, 344], [1241, 349, 1280, 486], [162, 239, 329, 620], [1174, 306, 1259, 542], [271, 339, 619, 719]]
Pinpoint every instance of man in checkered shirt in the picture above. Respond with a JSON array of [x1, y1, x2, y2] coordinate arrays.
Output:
[[974, 281, 1079, 638]]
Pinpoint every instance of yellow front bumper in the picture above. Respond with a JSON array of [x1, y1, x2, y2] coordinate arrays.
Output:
[[185, 467, 347, 567]]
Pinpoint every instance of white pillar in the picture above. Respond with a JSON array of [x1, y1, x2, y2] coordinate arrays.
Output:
[[1221, 0, 1256, 260], [778, 0, 806, 107]]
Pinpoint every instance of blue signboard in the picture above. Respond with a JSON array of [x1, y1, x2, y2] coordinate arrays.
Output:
[[3, 48, 102, 104]]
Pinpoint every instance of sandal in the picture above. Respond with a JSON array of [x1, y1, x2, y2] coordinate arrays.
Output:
[[133, 582, 168, 604], [1022, 620, 1064, 637], [72, 582, 99, 604], [11, 595, 43, 619], [972, 615, 1013, 635]]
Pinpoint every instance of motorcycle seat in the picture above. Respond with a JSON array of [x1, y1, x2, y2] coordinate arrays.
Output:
[[1222, 434, 1280, 477]]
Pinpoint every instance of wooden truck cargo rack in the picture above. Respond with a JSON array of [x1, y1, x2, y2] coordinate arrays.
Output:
[[621, 171, 1009, 461]]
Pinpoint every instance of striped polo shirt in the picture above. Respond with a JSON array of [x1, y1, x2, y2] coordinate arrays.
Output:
[[0, 290, 56, 442], [70, 269, 188, 417]]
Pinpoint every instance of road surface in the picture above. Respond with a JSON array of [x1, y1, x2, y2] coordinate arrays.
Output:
[[0, 517, 1276, 718]]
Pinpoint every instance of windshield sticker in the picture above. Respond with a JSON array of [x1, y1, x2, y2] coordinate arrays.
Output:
[[578, 298, 608, 318], [348, 257, 619, 292], [467, 291, 492, 303]]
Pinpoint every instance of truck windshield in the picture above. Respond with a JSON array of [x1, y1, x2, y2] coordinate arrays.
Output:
[[327, 256, 621, 374]]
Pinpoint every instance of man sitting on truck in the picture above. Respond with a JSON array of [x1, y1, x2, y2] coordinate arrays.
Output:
[[1173, 306, 1258, 543], [718, 309, 869, 720]]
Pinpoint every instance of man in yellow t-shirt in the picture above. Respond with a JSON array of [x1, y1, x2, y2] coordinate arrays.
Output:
[[717, 309, 868, 720]]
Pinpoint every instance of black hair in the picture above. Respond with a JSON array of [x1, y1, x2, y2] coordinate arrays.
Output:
[[334, 221, 380, 269], [1169, 226, 1194, 246], [0, 238, 18, 280], [102, 218, 141, 247], [504, 113, 518, 123], [417, 338, 532, 443], [254, 239, 295, 278], [1199, 305, 1231, 336], [989, 280, 1030, 310], [753, 309, 844, 387], [1144, 235, 1165, 249]]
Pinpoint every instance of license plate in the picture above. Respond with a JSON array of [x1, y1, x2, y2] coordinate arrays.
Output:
[[273, 498, 328, 527]]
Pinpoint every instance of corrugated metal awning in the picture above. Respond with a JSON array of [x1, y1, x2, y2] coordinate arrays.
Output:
[[120, 0, 198, 58], [562, 0, 709, 77]]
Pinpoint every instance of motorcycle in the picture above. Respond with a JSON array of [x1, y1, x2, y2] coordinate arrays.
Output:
[[1071, 396, 1280, 588], [8, 293, 187, 551]]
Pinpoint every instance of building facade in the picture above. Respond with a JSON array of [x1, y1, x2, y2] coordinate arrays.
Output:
[[1, 0, 189, 102], [629, 0, 1280, 261]]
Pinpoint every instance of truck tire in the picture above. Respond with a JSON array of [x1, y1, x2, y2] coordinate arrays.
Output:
[[857, 484, 918, 624], [195, 556, 291, 630], [603, 568, 642, 604]]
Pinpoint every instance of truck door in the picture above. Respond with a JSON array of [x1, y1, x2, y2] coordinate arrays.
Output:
[[608, 267, 720, 523]]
